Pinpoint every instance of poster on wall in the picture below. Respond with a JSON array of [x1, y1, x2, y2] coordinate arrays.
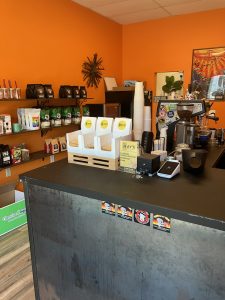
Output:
[[191, 47, 225, 100]]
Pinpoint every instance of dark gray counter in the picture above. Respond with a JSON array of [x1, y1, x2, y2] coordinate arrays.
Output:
[[21, 147, 225, 300], [21, 146, 225, 231]]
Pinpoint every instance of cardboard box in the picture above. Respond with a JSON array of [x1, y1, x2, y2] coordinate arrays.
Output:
[[0, 185, 27, 236]]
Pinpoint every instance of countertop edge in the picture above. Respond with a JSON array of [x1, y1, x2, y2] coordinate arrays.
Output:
[[21, 175, 225, 232]]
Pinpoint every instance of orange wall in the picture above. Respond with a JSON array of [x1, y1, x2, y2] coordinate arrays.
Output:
[[1, 0, 122, 100], [0, 0, 122, 185], [122, 8, 225, 130], [2, 3, 225, 185]]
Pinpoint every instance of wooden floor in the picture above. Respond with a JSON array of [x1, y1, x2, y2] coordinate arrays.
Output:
[[0, 225, 35, 300]]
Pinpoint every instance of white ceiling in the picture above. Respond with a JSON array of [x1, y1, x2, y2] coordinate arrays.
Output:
[[72, 0, 225, 24]]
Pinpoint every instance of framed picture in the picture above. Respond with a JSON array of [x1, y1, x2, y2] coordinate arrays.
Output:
[[191, 47, 225, 100], [155, 71, 184, 100]]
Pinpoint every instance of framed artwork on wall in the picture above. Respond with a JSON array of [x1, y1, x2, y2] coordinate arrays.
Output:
[[191, 47, 225, 100], [155, 71, 184, 101]]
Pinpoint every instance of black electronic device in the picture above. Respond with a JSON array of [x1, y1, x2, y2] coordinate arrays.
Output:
[[141, 131, 153, 153], [182, 149, 208, 174], [157, 160, 180, 179], [137, 153, 160, 176]]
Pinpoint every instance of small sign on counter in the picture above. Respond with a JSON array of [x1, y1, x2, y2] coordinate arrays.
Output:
[[120, 141, 140, 173]]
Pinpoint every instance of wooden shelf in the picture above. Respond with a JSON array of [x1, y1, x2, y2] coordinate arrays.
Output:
[[0, 129, 39, 137], [0, 97, 93, 102], [0, 99, 36, 102], [0, 150, 66, 172], [0, 123, 79, 138]]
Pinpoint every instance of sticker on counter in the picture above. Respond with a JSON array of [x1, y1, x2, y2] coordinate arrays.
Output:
[[153, 215, 171, 233], [134, 210, 150, 226], [101, 201, 115, 216], [117, 205, 133, 221]]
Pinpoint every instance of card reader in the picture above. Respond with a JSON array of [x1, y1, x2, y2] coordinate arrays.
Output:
[[157, 159, 180, 179]]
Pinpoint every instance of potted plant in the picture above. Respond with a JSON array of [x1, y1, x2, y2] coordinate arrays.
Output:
[[162, 75, 183, 99]]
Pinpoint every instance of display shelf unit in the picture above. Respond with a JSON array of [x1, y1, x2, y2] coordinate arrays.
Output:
[[0, 96, 91, 179], [0, 97, 93, 101], [0, 99, 37, 102], [0, 97, 93, 108], [0, 150, 67, 172], [0, 123, 79, 138]]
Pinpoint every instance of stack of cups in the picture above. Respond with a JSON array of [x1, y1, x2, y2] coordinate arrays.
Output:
[[133, 82, 144, 142]]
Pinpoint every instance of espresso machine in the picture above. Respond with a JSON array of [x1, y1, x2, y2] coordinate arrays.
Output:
[[175, 103, 199, 148], [156, 100, 206, 151]]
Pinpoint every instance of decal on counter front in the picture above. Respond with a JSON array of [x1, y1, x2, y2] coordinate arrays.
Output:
[[153, 215, 171, 233], [134, 210, 150, 226], [101, 201, 115, 216], [117, 205, 133, 221]]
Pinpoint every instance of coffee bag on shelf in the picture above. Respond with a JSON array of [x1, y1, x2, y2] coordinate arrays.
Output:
[[0, 144, 11, 167], [79, 86, 87, 99], [50, 107, 61, 127], [50, 139, 59, 154], [11, 147, 22, 164], [62, 107, 72, 125], [40, 108, 50, 128], [58, 136, 67, 152], [72, 107, 81, 124]]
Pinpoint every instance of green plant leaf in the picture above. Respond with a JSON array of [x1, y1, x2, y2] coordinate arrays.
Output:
[[165, 76, 175, 85], [162, 84, 172, 93], [173, 80, 183, 91]]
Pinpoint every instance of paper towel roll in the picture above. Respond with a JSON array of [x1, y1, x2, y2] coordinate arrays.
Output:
[[133, 82, 144, 141]]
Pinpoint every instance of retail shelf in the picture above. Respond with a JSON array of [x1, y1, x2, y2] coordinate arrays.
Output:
[[0, 150, 67, 172], [0, 99, 36, 102], [0, 123, 79, 138], [0, 129, 40, 137], [0, 97, 93, 102]]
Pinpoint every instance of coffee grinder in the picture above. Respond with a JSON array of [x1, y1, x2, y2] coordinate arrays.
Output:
[[175, 103, 199, 148]]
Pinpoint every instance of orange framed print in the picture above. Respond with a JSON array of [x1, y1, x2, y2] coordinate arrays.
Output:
[[191, 47, 225, 100]]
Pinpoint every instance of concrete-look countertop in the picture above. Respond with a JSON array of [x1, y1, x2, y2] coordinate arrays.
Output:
[[21, 146, 225, 231]]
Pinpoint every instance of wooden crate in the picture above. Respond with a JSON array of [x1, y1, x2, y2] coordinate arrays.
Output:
[[68, 153, 119, 170]]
